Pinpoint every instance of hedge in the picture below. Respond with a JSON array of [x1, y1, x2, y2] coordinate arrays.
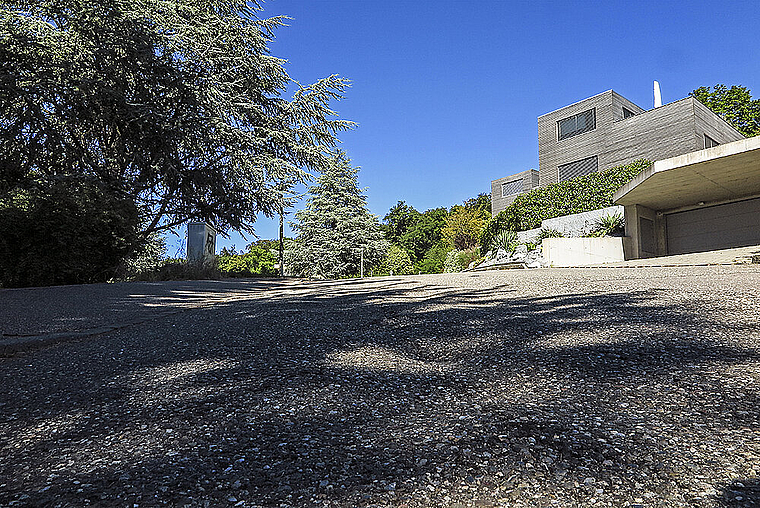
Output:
[[479, 159, 650, 251], [0, 180, 139, 287]]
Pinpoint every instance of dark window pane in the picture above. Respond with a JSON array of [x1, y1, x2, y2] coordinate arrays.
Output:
[[558, 155, 599, 181], [501, 179, 522, 197], [704, 134, 719, 148], [557, 108, 595, 140]]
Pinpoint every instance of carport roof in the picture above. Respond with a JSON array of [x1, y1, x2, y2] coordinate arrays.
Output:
[[613, 136, 760, 211]]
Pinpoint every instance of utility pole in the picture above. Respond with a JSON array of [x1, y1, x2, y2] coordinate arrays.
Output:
[[278, 206, 284, 277], [360, 247, 364, 278]]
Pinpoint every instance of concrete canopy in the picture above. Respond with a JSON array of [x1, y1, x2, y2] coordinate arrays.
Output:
[[614, 136, 760, 211]]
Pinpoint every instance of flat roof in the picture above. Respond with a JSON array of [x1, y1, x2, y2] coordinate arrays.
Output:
[[538, 90, 613, 118], [614, 136, 760, 211]]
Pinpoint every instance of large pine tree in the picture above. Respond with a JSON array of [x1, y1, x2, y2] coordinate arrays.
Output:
[[286, 151, 388, 279]]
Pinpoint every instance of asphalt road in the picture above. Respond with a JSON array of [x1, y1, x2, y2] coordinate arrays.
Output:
[[1, 267, 760, 507]]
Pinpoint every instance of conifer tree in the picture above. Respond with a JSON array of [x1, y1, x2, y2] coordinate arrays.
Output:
[[286, 151, 388, 279], [0, 0, 352, 240]]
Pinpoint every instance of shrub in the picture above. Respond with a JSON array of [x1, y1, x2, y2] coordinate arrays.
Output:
[[382, 245, 415, 275], [479, 160, 649, 250], [587, 212, 625, 237], [443, 248, 479, 273], [115, 234, 167, 281], [218, 246, 276, 277], [442, 206, 489, 250], [128, 258, 222, 281], [0, 179, 139, 287], [491, 229, 517, 253], [537, 228, 564, 241], [417, 242, 452, 274]]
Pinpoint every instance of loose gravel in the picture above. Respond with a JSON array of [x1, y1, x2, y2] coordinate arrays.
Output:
[[1, 266, 760, 507]]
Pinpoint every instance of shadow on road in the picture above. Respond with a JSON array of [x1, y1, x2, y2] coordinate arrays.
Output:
[[1, 275, 758, 506]]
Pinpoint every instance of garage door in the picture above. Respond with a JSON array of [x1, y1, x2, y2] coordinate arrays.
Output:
[[666, 197, 760, 255]]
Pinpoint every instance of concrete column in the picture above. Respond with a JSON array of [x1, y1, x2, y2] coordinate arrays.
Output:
[[623, 205, 665, 259]]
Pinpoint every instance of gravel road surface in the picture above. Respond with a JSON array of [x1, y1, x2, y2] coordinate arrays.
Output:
[[1, 267, 760, 507]]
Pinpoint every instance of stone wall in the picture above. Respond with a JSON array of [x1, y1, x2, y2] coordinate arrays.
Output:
[[540, 205, 623, 238]]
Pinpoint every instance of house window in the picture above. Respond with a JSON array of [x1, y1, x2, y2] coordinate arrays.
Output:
[[622, 107, 635, 119], [558, 155, 599, 182], [704, 134, 719, 149], [558, 108, 596, 140], [501, 179, 522, 197]]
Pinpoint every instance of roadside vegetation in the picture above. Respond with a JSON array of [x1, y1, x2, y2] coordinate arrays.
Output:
[[2, 6, 755, 294], [0, 0, 351, 287]]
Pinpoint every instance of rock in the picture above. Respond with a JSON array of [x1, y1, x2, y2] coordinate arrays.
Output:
[[524, 248, 545, 268]]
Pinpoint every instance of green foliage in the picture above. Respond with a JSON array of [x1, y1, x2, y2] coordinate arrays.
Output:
[[442, 205, 489, 250], [382, 245, 415, 276], [537, 228, 564, 241], [286, 151, 388, 279], [587, 213, 624, 237], [218, 246, 276, 277], [443, 250, 462, 273], [443, 248, 479, 273], [399, 207, 449, 263], [462, 193, 492, 215], [380, 192, 489, 265], [0, 178, 139, 287], [490, 229, 517, 253], [417, 242, 452, 274], [115, 234, 167, 281], [381, 201, 421, 246], [246, 239, 282, 252], [479, 160, 648, 250], [1, 0, 352, 246], [691, 85, 760, 137]]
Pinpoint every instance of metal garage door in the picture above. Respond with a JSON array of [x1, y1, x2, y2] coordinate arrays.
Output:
[[666, 197, 760, 255]]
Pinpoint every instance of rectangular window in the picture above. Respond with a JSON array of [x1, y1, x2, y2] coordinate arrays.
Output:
[[622, 107, 635, 119], [558, 155, 599, 182], [558, 108, 596, 140], [704, 134, 719, 149], [501, 179, 522, 197]]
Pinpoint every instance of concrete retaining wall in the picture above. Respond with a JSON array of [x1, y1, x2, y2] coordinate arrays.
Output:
[[540, 205, 623, 238], [542, 237, 625, 267]]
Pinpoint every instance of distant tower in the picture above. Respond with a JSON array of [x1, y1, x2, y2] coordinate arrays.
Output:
[[654, 81, 662, 108], [187, 222, 216, 262]]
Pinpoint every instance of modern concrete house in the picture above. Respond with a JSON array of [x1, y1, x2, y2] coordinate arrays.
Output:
[[537, 90, 745, 186], [491, 89, 745, 215], [614, 136, 760, 259], [490, 169, 538, 216]]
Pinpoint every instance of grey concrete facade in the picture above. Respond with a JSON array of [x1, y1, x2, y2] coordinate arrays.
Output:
[[537, 91, 745, 187], [490, 169, 539, 216], [615, 136, 760, 259]]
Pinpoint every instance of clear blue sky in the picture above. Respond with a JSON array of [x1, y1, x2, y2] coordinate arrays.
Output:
[[169, 0, 760, 256]]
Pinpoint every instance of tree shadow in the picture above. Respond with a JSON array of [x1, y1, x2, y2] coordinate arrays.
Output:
[[719, 479, 760, 507], [1, 274, 759, 506]]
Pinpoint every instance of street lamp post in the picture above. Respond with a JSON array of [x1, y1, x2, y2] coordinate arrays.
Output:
[[278, 205, 284, 277]]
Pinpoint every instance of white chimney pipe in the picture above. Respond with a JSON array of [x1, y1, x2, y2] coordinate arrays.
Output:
[[654, 81, 662, 108]]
